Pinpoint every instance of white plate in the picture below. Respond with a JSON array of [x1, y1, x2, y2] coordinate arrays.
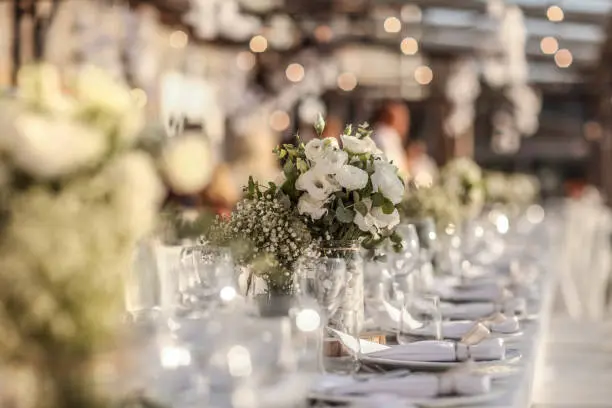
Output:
[[404, 329, 524, 342], [309, 384, 508, 407], [359, 348, 522, 372]]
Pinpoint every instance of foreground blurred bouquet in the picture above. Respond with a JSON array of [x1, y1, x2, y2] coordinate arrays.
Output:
[[0, 65, 210, 408], [439, 157, 485, 219]]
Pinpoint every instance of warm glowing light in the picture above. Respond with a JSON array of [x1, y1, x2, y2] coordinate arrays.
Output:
[[269, 110, 290, 132], [383, 16, 402, 33], [314, 25, 334, 42], [130, 88, 147, 108], [169, 30, 188, 48], [337, 72, 358, 91], [401, 37, 419, 55], [236, 51, 256, 71], [547, 5, 564, 22], [285, 63, 305, 82], [554, 49, 573, 68], [295, 309, 321, 332], [249, 35, 268, 53], [401, 4, 422, 22], [584, 121, 603, 141], [220, 286, 237, 302], [540, 36, 558, 55], [414, 65, 433, 85], [160, 346, 191, 369]]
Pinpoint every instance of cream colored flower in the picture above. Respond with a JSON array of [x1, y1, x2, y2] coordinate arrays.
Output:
[[353, 198, 377, 235], [371, 207, 400, 230], [297, 192, 327, 220], [371, 161, 404, 204], [10, 113, 107, 179], [316, 149, 348, 175], [295, 167, 340, 201], [334, 164, 368, 191], [340, 134, 377, 154], [17, 63, 75, 113], [162, 135, 213, 195]]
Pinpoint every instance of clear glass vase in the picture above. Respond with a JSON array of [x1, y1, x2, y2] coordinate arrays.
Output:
[[318, 240, 365, 335]]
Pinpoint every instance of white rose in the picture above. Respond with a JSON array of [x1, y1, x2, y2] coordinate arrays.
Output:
[[295, 167, 340, 201], [297, 193, 328, 220], [316, 149, 348, 174], [371, 161, 404, 204], [353, 198, 378, 236], [340, 134, 377, 154], [304, 138, 326, 162], [162, 134, 212, 194], [371, 207, 400, 230], [10, 113, 107, 179], [334, 165, 368, 191], [17, 64, 75, 113]]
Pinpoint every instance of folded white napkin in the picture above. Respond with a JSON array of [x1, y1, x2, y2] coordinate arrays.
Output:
[[407, 316, 519, 339], [323, 371, 491, 399], [439, 300, 525, 320], [366, 339, 505, 362], [435, 284, 508, 302]]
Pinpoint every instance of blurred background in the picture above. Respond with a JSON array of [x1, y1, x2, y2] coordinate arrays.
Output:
[[1, 0, 611, 205]]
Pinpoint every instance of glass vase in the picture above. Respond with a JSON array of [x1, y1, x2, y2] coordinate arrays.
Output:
[[318, 241, 365, 335]]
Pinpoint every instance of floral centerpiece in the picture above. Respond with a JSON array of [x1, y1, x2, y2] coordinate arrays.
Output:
[[400, 182, 462, 230], [484, 171, 541, 207], [0, 65, 210, 408], [439, 157, 485, 219], [207, 116, 404, 327]]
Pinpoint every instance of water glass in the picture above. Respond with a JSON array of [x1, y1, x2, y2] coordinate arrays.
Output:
[[324, 310, 362, 375]]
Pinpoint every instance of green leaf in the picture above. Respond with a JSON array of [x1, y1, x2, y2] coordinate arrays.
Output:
[[314, 113, 326, 136], [355, 201, 368, 216], [283, 160, 296, 177], [323, 212, 335, 226], [352, 191, 360, 203], [279, 149, 287, 159], [335, 206, 355, 224], [334, 191, 348, 200], [382, 199, 395, 215], [296, 158, 309, 173], [248, 176, 256, 197], [371, 192, 385, 207], [390, 232, 402, 244], [343, 124, 352, 135]]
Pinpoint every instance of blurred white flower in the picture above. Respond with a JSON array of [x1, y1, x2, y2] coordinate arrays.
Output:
[[297, 192, 327, 220], [371, 161, 404, 204], [17, 63, 75, 113], [334, 164, 368, 191], [371, 207, 400, 230], [162, 135, 213, 195], [9, 113, 107, 179], [340, 135, 377, 154], [295, 167, 340, 200]]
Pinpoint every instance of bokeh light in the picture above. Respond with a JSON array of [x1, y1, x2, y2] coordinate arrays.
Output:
[[540, 36, 559, 55], [401, 4, 422, 23], [314, 25, 334, 43], [249, 35, 268, 53], [269, 110, 290, 131], [337, 72, 358, 91], [384, 17, 402, 33], [400, 37, 419, 55], [414, 65, 433, 85], [554, 49, 573, 68], [547, 5, 564, 22], [169, 30, 188, 48], [285, 63, 305, 82]]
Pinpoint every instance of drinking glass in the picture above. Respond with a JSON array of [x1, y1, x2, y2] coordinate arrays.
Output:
[[398, 294, 442, 345], [326, 310, 362, 375], [390, 223, 421, 278]]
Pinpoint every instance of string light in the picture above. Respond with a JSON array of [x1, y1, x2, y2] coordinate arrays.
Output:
[[400, 37, 419, 55], [249, 35, 268, 53], [269, 110, 290, 131], [554, 49, 573, 68], [314, 25, 334, 43], [236, 52, 256, 71], [414, 65, 433, 85], [540, 36, 559, 55], [383, 17, 402, 33], [285, 63, 305, 82], [169, 30, 188, 48], [337, 72, 358, 91], [547, 5, 564, 22]]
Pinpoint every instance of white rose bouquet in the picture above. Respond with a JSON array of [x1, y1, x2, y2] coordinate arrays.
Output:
[[276, 116, 405, 250], [0, 65, 212, 408], [440, 157, 485, 219]]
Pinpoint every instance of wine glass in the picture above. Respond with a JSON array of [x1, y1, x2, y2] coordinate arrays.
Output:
[[390, 223, 421, 278], [398, 293, 442, 345]]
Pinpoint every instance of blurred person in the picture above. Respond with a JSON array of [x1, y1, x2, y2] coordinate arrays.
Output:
[[406, 140, 438, 187], [200, 163, 240, 216], [321, 114, 344, 140], [372, 101, 411, 178]]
